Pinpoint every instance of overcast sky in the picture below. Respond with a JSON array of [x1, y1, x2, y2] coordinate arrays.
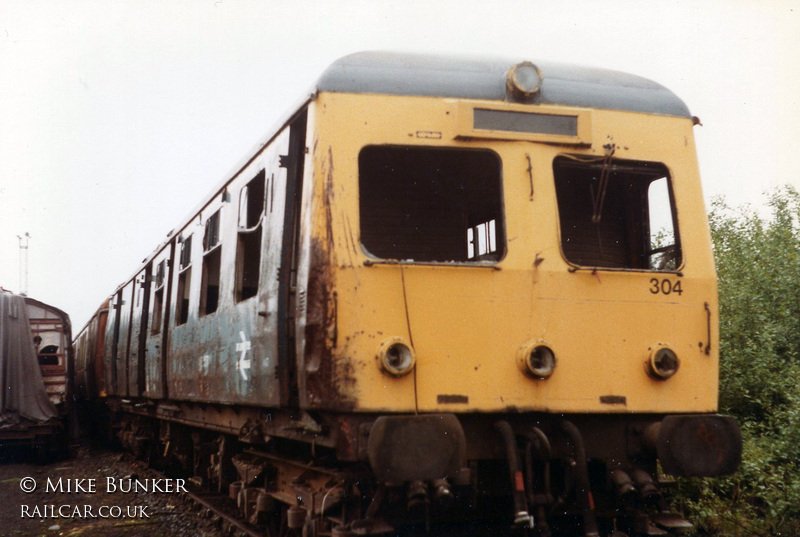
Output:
[[1, 0, 799, 329]]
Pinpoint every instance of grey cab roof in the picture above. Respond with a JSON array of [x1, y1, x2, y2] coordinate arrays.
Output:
[[316, 51, 691, 118]]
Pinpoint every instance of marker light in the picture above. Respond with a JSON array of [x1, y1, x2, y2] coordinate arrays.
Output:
[[378, 337, 416, 377], [507, 61, 543, 100], [648, 346, 679, 380], [517, 340, 556, 379]]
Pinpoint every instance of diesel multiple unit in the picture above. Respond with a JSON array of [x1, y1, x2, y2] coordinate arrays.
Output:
[[74, 52, 741, 537]]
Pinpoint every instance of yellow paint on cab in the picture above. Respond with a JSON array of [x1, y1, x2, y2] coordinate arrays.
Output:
[[303, 91, 718, 414]]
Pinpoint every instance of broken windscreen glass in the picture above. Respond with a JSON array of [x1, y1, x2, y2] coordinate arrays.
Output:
[[359, 145, 505, 263], [553, 155, 681, 271]]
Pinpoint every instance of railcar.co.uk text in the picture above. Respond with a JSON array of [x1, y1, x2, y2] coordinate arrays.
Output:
[[18, 476, 187, 519]]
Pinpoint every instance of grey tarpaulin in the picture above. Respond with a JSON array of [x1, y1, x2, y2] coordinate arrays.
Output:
[[0, 292, 57, 423]]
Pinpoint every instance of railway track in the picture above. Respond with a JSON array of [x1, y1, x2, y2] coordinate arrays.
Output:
[[141, 464, 264, 537]]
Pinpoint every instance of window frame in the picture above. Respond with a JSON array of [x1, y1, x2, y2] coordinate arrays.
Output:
[[552, 154, 683, 273], [358, 144, 507, 266], [150, 259, 166, 335], [235, 170, 266, 303], [200, 209, 223, 316], [175, 235, 193, 326]]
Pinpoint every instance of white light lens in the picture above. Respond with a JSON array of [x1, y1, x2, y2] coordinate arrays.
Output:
[[507, 62, 543, 99]]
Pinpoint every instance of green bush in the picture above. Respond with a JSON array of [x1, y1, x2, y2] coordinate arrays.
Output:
[[676, 188, 800, 535]]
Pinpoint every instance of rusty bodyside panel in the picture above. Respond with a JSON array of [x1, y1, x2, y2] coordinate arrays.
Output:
[[72, 302, 111, 439], [301, 239, 347, 407], [166, 127, 292, 407], [168, 305, 276, 405], [74, 301, 109, 400], [296, 137, 360, 411], [166, 215, 277, 406]]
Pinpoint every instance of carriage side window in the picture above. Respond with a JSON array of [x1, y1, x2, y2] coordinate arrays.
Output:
[[176, 235, 192, 325], [150, 260, 165, 334], [236, 171, 265, 302], [32, 325, 65, 367], [359, 146, 504, 262], [34, 332, 59, 366], [38, 344, 60, 366], [201, 210, 222, 316], [553, 156, 681, 270]]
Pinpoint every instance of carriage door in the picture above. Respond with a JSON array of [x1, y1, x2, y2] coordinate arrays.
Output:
[[110, 282, 134, 396], [258, 110, 307, 407], [127, 267, 150, 396], [144, 248, 172, 398], [105, 291, 121, 395]]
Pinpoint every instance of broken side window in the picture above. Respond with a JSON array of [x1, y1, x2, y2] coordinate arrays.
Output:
[[201, 209, 222, 316], [176, 235, 192, 325], [553, 155, 681, 271], [236, 171, 265, 302], [150, 260, 165, 335], [203, 209, 221, 251], [359, 145, 504, 262], [37, 344, 60, 366]]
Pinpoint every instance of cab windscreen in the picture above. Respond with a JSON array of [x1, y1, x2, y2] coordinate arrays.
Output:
[[553, 156, 680, 271], [359, 146, 504, 263]]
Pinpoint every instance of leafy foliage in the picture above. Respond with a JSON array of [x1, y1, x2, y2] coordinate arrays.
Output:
[[676, 188, 800, 535]]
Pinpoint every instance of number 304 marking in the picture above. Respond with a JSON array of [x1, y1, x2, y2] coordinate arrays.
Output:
[[650, 278, 683, 295]]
